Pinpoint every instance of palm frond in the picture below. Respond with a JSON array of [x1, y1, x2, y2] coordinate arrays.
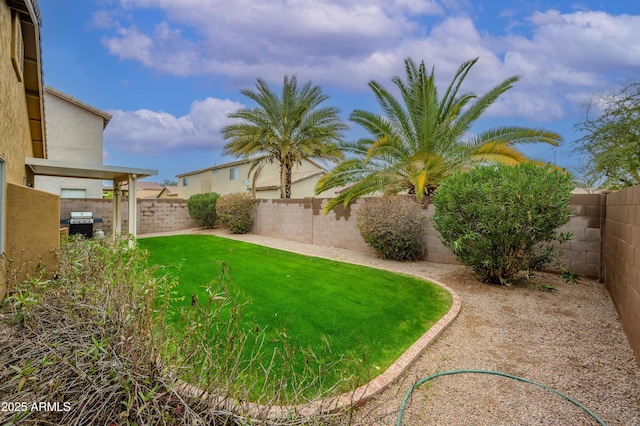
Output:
[[223, 75, 346, 198]]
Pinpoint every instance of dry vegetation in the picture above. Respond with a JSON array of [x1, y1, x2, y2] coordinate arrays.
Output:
[[0, 237, 351, 425]]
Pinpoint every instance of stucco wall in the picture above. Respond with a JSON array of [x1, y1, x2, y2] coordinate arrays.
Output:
[[35, 89, 104, 198], [0, 2, 35, 186], [178, 172, 204, 199], [6, 183, 60, 281], [1, 2, 40, 297], [604, 186, 640, 364]]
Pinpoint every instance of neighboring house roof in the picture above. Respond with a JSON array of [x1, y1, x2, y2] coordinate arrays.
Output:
[[153, 186, 180, 199], [135, 181, 163, 190], [45, 86, 113, 129], [160, 185, 178, 194], [176, 157, 265, 177], [176, 156, 328, 177], [118, 181, 163, 191], [255, 170, 325, 190]]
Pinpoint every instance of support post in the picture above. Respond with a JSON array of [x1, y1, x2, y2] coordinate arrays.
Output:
[[113, 180, 122, 238], [128, 174, 137, 246]]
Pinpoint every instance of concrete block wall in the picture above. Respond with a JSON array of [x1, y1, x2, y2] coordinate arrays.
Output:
[[253, 198, 314, 244], [310, 199, 374, 253], [557, 194, 606, 279], [604, 186, 640, 364], [60, 198, 196, 235], [60, 198, 128, 234], [138, 199, 197, 234], [253, 195, 603, 277]]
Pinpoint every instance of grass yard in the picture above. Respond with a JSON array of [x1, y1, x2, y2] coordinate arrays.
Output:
[[139, 234, 452, 398]]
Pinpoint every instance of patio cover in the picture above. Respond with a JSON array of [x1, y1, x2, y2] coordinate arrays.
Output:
[[25, 157, 157, 240]]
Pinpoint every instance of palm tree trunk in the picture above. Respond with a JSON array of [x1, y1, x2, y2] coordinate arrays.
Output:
[[279, 156, 293, 199], [279, 163, 286, 198], [284, 166, 292, 198]]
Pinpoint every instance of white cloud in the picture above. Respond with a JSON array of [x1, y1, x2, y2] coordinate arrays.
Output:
[[96, 2, 640, 123], [505, 10, 640, 77], [104, 98, 244, 155], [103, 0, 416, 68]]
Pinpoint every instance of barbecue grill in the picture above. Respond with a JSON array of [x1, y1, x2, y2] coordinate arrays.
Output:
[[63, 212, 103, 238]]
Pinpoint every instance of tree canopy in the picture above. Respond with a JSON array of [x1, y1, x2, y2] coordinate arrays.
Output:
[[574, 81, 640, 190], [222, 76, 346, 198], [315, 57, 562, 213]]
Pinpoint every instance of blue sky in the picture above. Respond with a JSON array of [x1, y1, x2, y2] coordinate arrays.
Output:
[[39, 0, 640, 184]]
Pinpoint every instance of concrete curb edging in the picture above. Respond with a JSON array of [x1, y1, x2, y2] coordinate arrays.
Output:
[[177, 278, 462, 420], [316, 279, 462, 413]]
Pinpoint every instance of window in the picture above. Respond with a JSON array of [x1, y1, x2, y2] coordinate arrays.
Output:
[[229, 168, 238, 180], [60, 189, 87, 199], [182, 177, 188, 186]]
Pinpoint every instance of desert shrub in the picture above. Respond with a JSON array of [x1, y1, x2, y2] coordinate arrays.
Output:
[[217, 192, 254, 234], [432, 163, 573, 285], [357, 196, 426, 261], [0, 236, 350, 425], [187, 192, 220, 228]]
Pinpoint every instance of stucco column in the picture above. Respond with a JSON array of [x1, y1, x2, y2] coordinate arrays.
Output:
[[113, 181, 121, 238], [128, 174, 137, 245]]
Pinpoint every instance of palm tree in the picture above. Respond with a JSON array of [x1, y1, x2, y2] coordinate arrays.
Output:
[[222, 75, 347, 199], [316, 57, 562, 212]]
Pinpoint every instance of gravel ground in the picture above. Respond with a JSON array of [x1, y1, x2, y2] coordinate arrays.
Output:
[[142, 229, 640, 426]]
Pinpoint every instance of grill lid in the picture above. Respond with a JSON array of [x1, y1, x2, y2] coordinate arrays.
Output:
[[69, 211, 95, 224], [70, 211, 93, 219]]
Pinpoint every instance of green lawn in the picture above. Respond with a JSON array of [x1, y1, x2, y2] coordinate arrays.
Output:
[[139, 234, 452, 396]]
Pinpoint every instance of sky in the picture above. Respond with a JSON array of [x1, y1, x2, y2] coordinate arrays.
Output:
[[38, 0, 640, 184]]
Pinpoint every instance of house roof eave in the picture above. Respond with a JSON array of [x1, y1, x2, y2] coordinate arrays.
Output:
[[44, 86, 113, 129]]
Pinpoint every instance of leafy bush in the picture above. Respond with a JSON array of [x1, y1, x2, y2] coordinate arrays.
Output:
[[432, 163, 573, 285], [187, 192, 220, 228], [357, 196, 426, 261], [216, 192, 254, 234]]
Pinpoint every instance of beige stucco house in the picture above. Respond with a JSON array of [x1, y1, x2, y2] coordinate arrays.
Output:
[[1, 0, 158, 298], [176, 158, 336, 199], [35, 86, 111, 198], [1, 0, 59, 297]]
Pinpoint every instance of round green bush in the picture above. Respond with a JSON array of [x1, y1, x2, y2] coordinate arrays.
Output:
[[187, 192, 220, 229], [216, 192, 254, 234], [357, 196, 426, 261], [432, 163, 573, 284]]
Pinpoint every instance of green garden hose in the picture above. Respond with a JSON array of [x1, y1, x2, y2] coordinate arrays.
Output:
[[396, 369, 606, 426]]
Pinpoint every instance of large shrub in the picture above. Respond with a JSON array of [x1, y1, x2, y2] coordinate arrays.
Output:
[[216, 192, 254, 234], [432, 163, 573, 285], [357, 196, 426, 261], [187, 192, 220, 228]]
